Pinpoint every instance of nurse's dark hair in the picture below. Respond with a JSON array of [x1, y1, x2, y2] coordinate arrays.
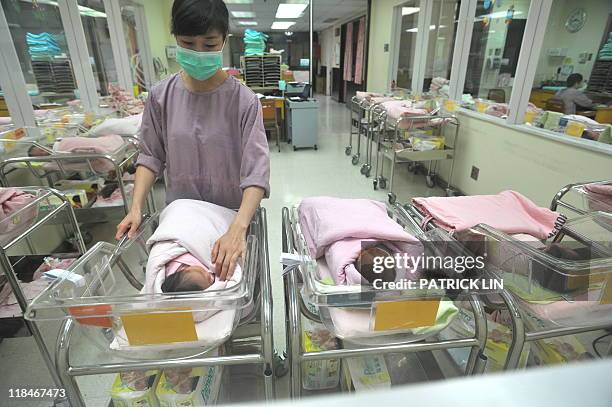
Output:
[[171, 0, 229, 38], [162, 272, 205, 293], [566, 73, 583, 87]]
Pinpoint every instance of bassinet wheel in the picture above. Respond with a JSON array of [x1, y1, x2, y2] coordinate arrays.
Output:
[[345, 146, 351, 156], [426, 175, 435, 188], [407, 162, 416, 173], [293, 146, 297, 151], [360, 164, 368, 175], [373, 179, 378, 190], [364, 167, 371, 178], [388, 192, 397, 205], [379, 178, 387, 190], [352, 155, 359, 165], [314, 145, 318, 151]]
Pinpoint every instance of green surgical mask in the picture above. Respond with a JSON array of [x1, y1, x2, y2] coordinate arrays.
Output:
[[176, 45, 223, 81]]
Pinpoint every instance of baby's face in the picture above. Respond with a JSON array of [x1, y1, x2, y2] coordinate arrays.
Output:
[[181, 266, 215, 290]]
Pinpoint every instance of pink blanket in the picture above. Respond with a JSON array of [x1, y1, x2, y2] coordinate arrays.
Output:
[[585, 183, 612, 196], [0, 188, 37, 234], [48, 134, 126, 173], [381, 100, 433, 129], [298, 197, 422, 285], [413, 191, 567, 240], [355, 92, 383, 101]]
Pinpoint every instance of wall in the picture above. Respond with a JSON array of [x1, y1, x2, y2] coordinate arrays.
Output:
[[438, 112, 611, 207], [367, 0, 406, 93], [141, 0, 172, 79], [534, 0, 612, 86]]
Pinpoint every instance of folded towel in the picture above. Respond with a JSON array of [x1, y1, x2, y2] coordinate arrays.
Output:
[[413, 191, 566, 240]]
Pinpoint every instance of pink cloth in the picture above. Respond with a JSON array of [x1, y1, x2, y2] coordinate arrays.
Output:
[[0, 188, 37, 234], [413, 191, 567, 240], [355, 92, 383, 101], [298, 197, 420, 271], [52, 134, 126, 173], [343, 22, 354, 82], [165, 253, 211, 278], [585, 183, 612, 196], [382, 100, 430, 128], [484, 103, 508, 117], [354, 17, 366, 85]]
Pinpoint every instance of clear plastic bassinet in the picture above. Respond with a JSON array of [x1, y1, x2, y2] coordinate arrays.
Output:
[[289, 204, 493, 346], [26, 213, 259, 358], [469, 211, 612, 328]]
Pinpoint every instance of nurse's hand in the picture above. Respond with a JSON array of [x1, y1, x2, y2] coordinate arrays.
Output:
[[212, 223, 247, 281], [116, 209, 142, 240]]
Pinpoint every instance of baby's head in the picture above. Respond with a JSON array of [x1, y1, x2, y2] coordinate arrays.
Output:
[[162, 265, 215, 293], [355, 244, 396, 284]]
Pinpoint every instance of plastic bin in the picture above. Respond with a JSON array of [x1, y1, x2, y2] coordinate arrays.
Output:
[[291, 205, 465, 346], [26, 212, 259, 357], [470, 211, 612, 327]]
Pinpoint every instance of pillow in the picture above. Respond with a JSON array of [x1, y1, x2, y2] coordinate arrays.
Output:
[[89, 114, 142, 136]]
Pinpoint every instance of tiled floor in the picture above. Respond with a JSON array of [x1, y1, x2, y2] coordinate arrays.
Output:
[[0, 95, 447, 406]]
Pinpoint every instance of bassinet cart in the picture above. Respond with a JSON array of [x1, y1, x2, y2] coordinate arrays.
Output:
[[551, 181, 612, 216], [281, 203, 492, 398], [0, 127, 156, 226], [370, 111, 459, 204], [404, 203, 612, 370], [26, 208, 275, 406], [0, 187, 86, 404]]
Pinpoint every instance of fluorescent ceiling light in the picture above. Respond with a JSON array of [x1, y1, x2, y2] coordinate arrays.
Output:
[[237, 21, 258, 26], [402, 7, 420, 16], [476, 10, 523, 20], [225, 0, 253, 4], [22, 0, 106, 17], [276, 4, 308, 19], [406, 25, 437, 33], [231, 11, 255, 18], [271, 21, 296, 30]]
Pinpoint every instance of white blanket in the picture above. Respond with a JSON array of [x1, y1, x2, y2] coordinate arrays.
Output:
[[144, 199, 243, 321]]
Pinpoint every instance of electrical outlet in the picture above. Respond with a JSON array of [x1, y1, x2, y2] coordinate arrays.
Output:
[[471, 166, 480, 181], [384, 43, 389, 52]]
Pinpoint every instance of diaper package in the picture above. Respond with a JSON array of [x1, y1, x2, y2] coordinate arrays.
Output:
[[345, 355, 391, 391], [156, 349, 223, 407], [301, 319, 340, 390], [110, 370, 160, 407]]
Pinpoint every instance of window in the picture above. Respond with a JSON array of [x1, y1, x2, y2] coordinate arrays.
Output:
[[78, 0, 119, 97], [1, 0, 79, 107], [527, 2, 612, 145], [463, 0, 531, 117], [395, 1, 420, 90], [424, 0, 460, 92]]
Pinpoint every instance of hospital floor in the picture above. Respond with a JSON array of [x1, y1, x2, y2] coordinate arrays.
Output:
[[0, 95, 451, 406]]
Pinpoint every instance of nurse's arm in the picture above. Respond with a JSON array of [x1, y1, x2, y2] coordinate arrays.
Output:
[[212, 186, 264, 280], [115, 165, 156, 240]]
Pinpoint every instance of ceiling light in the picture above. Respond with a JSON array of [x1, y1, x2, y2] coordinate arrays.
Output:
[[285, 31, 294, 36], [225, 0, 253, 4], [476, 10, 523, 20], [231, 11, 255, 18], [237, 21, 258, 26], [271, 21, 296, 30], [276, 4, 308, 19], [402, 7, 420, 16], [406, 28, 418, 33]]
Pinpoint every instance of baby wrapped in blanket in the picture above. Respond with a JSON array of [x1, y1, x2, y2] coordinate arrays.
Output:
[[111, 200, 243, 351], [298, 197, 423, 285]]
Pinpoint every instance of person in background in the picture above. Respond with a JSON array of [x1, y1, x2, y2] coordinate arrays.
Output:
[[115, 0, 270, 281], [555, 73, 593, 115]]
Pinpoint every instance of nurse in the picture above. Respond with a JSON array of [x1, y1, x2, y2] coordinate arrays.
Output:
[[116, 0, 270, 281]]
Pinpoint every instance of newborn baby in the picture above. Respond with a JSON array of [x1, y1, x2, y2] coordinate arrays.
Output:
[[355, 244, 397, 284], [161, 253, 215, 293]]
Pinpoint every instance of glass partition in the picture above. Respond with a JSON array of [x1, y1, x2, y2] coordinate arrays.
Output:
[[463, 0, 531, 117], [424, 0, 460, 92], [1, 0, 79, 108], [526, 2, 612, 145], [395, 1, 420, 90]]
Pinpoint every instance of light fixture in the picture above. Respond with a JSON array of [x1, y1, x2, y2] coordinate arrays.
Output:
[[22, 0, 106, 17], [402, 7, 420, 16], [225, 0, 254, 4], [271, 21, 295, 30], [276, 3, 308, 19], [405, 25, 439, 33], [285, 31, 294, 36], [237, 21, 258, 26], [476, 10, 523, 20], [231, 11, 255, 18]]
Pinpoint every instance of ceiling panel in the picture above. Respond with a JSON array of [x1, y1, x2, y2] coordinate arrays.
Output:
[[225, 0, 367, 33]]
